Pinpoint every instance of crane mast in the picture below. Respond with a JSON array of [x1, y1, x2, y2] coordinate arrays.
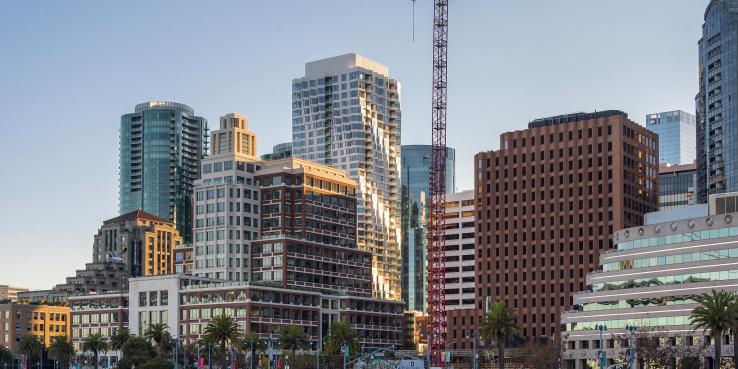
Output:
[[428, 0, 449, 367]]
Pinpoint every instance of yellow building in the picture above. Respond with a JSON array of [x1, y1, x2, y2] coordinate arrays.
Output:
[[0, 303, 70, 352]]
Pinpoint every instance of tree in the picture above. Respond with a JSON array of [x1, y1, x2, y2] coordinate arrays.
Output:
[[690, 290, 738, 369], [324, 320, 359, 356], [480, 301, 519, 369], [109, 328, 131, 354], [82, 333, 109, 369], [240, 332, 266, 368], [0, 344, 13, 366], [140, 357, 173, 369], [144, 323, 171, 357], [49, 336, 75, 369], [116, 337, 155, 369], [16, 334, 42, 369], [519, 338, 562, 369], [278, 325, 309, 366], [202, 315, 241, 369]]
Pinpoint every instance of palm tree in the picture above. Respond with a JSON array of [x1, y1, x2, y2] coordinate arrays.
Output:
[[690, 290, 738, 369], [0, 344, 13, 366], [49, 336, 75, 369], [82, 333, 109, 369], [277, 325, 308, 366], [240, 333, 265, 368], [16, 334, 42, 369], [109, 328, 131, 355], [324, 320, 359, 356], [144, 323, 170, 357], [202, 315, 241, 369], [480, 301, 519, 369]]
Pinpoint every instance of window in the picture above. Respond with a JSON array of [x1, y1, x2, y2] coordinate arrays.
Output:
[[149, 291, 158, 306], [160, 291, 168, 306], [139, 292, 147, 307]]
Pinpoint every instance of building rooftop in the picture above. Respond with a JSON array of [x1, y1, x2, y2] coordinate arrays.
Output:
[[134, 101, 194, 114], [303, 53, 389, 78], [103, 209, 171, 225], [659, 162, 697, 174], [528, 110, 627, 129]]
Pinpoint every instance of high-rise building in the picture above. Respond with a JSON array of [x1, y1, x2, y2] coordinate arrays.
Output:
[[252, 157, 371, 295], [645, 110, 696, 165], [192, 113, 261, 281], [0, 303, 70, 352], [0, 285, 29, 302], [120, 101, 209, 243], [442, 190, 475, 313], [457, 111, 659, 345], [659, 162, 698, 210], [291, 54, 402, 300], [400, 145, 455, 311], [696, 1, 738, 202], [561, 193, 738, 369]]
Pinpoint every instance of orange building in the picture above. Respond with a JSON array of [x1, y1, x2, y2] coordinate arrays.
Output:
[[0, 303, 70, 351]]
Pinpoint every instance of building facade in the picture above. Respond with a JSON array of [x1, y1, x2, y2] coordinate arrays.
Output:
[[659, 163, 698, 210], [0, 303, 70, 352], [291, 54, 402, 300], [69, 292, 128, 355], [645, 110, 696, 165], [174, 244, 193, 275], [252, 157, 371, 295], [462, 111, 659, 345], [260, 142, 292, 161], [696, 0, 738, 202], [94, 210, 182, 277], [400, 145, 455, 312], [0, 286, 29, 302], [561, 193, 738, 369], [192, 113, 261, 281], [119, 101, 208, 243], [443, 190, 476, 312]]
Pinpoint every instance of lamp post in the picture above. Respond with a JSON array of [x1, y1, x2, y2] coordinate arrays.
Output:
[[595, 325, 607, 369], [467, 332, 477, 369], [624, 325, 637, 369]]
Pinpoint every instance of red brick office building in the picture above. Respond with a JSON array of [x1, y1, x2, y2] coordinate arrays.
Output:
[[450, 111, 658, 348]]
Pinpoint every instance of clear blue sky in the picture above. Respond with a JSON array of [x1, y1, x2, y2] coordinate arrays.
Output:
[[0, 0, 707, 289]]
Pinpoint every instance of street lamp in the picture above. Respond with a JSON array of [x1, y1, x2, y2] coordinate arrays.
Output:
[[466, 331, 477, 369], [595, 325, 607, 369], [624, 325, 637, 369]]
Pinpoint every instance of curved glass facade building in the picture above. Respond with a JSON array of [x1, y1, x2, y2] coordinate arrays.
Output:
[[697, 0, 738, 201], [120, 101, 208, 243], [400, 145, 455, 312], [561, 193, 738, 369]]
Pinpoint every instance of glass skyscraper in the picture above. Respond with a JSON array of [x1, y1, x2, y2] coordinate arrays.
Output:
[[645, 110, 696, 165], [400, 145, 455, 312], [119, 101, 208, 243], [291, 54, 402, 300], [659, 163, 698, 210], [696, 0, 738, 202]]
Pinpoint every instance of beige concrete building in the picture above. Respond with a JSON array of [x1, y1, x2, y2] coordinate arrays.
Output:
[[0, 286, 29, 302], [192, 113, 261, 281]]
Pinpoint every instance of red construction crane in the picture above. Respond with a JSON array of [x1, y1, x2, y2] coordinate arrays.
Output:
[[428, 0, 449, 367]]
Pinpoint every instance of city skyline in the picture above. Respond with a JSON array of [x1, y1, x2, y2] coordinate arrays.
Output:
[[1, 0, 707, 289]]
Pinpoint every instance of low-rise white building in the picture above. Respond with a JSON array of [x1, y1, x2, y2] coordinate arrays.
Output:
[[128, 274, 217, 338]]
